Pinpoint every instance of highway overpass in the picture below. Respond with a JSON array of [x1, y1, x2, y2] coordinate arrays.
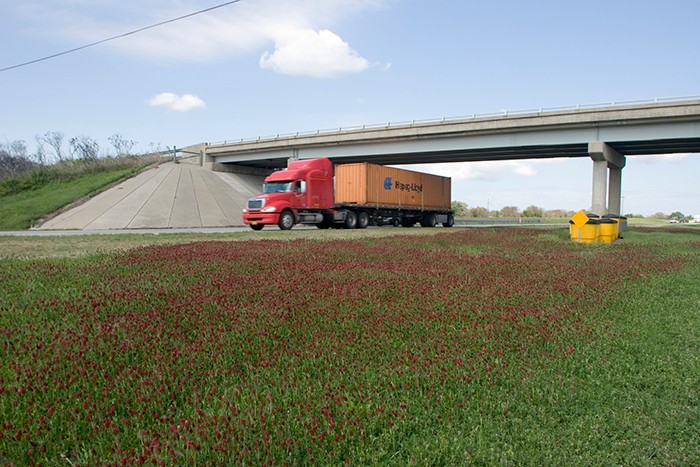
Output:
[[191, 97, 700, 215]]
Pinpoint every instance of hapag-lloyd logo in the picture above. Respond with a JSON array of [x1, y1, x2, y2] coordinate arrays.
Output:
[[384, 177, 423, 193]]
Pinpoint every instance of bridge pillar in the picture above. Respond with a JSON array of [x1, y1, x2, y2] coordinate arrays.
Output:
[[608, 166, 623, 215], [588, 142, 626, 214]]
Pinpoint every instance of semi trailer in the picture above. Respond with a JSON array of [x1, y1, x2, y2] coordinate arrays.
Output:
[[242, 157, 453, 230]]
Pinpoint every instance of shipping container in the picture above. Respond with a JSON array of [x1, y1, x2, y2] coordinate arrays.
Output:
[[334, 163, 451, 211]]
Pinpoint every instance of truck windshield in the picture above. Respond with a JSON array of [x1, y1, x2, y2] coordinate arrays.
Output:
[[263, 181, 293, 193]]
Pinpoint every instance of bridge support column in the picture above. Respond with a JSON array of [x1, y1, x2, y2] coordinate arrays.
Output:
[[588, 142, 626, 215], [608, 167, 623, 215]]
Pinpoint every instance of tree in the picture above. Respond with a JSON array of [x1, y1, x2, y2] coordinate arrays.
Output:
[[69, 135, 100, 161], [0, 140, 35, 180], [469, 206, 489, 218], [544, 209, 568, 218], [39, 131, 66, 162], [668, 211, 688, 221], [499, 206, 520, 218], [451, 201, 468, 218], [522, 205, 543, 218], [108, 134, 137, 156], [32, 135, 48, 166]]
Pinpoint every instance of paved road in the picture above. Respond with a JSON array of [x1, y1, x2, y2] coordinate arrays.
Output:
[[1, 227, 254, 237]]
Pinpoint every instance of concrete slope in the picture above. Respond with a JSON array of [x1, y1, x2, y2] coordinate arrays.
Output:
[[38, 163, 264, 230]]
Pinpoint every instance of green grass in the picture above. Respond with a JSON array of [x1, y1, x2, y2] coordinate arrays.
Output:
[[0, 228, 698, 464], [0, 164, 146, 230]]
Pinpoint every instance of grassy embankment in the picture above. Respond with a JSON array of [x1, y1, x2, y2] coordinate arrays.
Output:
[[0, 227, 698, 464], [0, 157, 161, 231]]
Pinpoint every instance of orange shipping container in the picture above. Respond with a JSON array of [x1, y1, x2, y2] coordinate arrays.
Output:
[[334, 163, 451, 210]]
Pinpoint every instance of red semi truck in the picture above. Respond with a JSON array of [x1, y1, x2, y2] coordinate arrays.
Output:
[[242, 157, 453, 230]]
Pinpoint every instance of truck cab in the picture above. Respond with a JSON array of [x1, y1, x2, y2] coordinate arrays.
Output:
[[242, 158, 334, 230]]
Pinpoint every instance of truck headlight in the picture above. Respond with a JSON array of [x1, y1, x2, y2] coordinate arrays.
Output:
[[262, 206, 277, 212], [242, 208, 248, 213]]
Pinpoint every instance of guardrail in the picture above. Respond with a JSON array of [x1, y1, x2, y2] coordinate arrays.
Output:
[[456, 218, 543, 225], [209, 94, 700, 146]]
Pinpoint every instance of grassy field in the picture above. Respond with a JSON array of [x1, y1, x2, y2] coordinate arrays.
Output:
[[0, 157, 162, 231], [1, 227, 698, 465]]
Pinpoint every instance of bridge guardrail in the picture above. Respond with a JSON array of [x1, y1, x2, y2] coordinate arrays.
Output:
[[209, 94, 700, 146], [455, 219, 544, 225]]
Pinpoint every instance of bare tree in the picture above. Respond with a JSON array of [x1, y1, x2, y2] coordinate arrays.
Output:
[[32, 135, 48, 166], [39, 131, 66, 162], [0, 140, 35, 179], [69, 135, 99, 161], [108, 133, 137, 156], [148, 142, 164, 154]]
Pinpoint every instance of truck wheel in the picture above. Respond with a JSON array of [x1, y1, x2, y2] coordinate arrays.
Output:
[[391, 217, 401, 227], [442, 213, 455, 228], [422, 213, 437, 227], [357, 211, 370, 229], [250, 224, 264, 231], [343, 211, 357, 229], [278, 210, 295, 230]]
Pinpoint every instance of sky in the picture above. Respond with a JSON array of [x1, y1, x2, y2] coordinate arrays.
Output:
[[1, 0, 699, 216]]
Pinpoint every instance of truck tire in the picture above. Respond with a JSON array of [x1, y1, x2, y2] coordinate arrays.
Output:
[[357, 211, 370, 229], [442, 213, 455, 228], [250, 224, 264, 231], [422, 213, 437, 228], [343, 211, 358, 229], [278, 210, 295, 230], [391, 217, 401, 227]]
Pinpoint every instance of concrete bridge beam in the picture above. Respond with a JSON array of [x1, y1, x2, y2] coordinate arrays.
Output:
[[589, 142, 626, 214]]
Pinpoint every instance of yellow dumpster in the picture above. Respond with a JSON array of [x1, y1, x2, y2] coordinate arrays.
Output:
[[603, 214, 627, 233], [598, 218, 618, 243], [569, 219, 600, 243]]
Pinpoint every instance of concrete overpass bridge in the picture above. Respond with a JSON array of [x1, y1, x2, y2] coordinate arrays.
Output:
[[193, 97, 700, 215]]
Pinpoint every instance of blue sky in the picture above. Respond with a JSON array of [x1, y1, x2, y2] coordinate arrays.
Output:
[[1, 0, 699, 216]]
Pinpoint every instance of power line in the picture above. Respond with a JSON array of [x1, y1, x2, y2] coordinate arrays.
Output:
[[0, 0, 243, 73]]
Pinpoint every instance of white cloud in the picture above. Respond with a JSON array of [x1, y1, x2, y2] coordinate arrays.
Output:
[[22, 0, 388, 78], [147, 92, 205, 112], [259, 29, 369, 78]]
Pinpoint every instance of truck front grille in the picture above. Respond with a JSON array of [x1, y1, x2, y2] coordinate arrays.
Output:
[[248, 198, 265, 210]]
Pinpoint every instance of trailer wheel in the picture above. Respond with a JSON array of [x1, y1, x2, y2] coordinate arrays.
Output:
[[422, 213, 437, 228], [278, 210, 295, 230], [391, 217, 401, 227], [442, 213, 455, 228], [250, 224, 264, 231], [343, 211, 358, 229], [357, 211, 370, 229]]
